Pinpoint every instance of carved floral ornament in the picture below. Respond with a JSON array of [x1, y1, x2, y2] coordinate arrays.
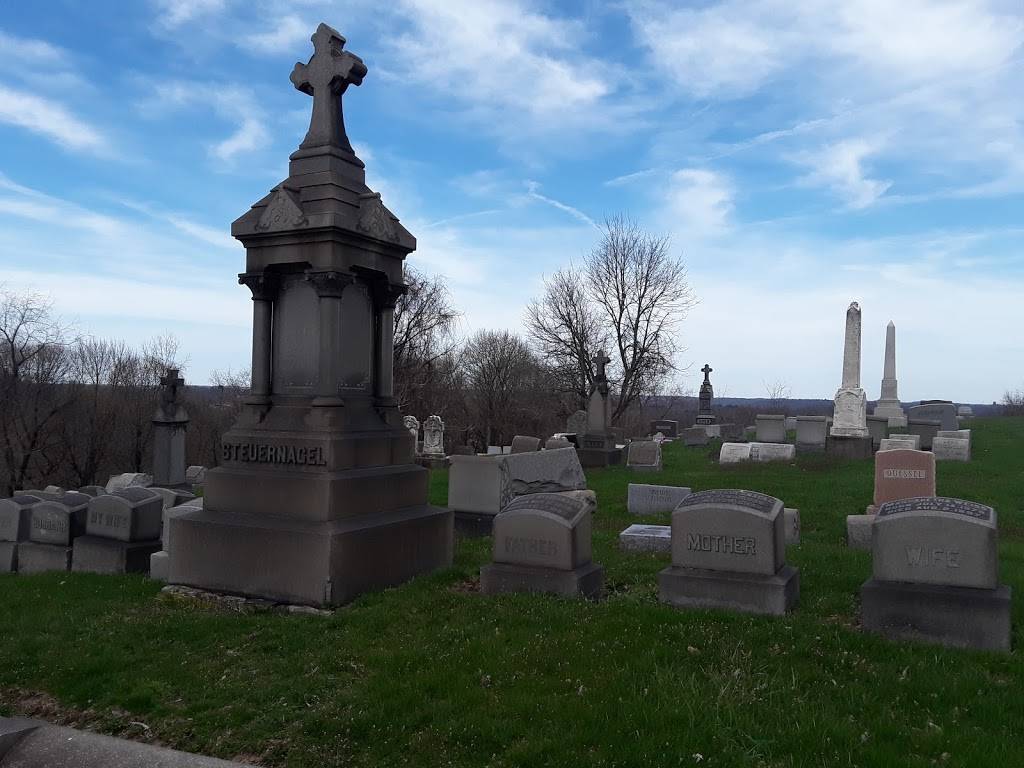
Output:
[[238, 271, 279, 301]]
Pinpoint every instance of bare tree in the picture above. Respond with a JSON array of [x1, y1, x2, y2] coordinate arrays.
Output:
[[584, 215, 697, 422], [763, 379, 792, 415], [524, 265, 606, 409], [393, 266, 460, 413], [1002, 388, 1024, 416], [461, 330, 540, 447]]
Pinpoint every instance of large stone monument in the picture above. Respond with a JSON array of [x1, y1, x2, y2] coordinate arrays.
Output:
[[170, 23, 453, 607], [152, 369, 188, 486], [695, 363, 716, 425], [861, 497, 1011, 651], [872, 321, 906, 427], [577, 350, 622, 468], [829, 302, 871, 458]]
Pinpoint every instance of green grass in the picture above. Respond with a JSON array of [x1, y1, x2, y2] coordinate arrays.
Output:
[[2, 418, 1023, 767]]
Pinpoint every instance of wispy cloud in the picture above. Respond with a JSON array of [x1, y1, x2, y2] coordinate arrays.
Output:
[[0, 85, 106, 151], [794, 138, 892, 209], [525, 181, 598, 228], [152, 0, 228, 29], [661, 169, 734, 238], [243, 14, 310, 54]]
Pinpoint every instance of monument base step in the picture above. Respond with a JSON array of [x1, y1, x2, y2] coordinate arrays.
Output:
[[0, 542, 17, 572], [17, 542, 72, 574], [658, 564, 800, 616], [860, 578, 1011, 652], [577, 447, 622, 468], [169, 504, 453, 607], [480, 561, 604, 599], [826, 435, 873, 460], [795, 442, 826, 453], [453, 511, 496, 538], [72, 537, 160, 575]]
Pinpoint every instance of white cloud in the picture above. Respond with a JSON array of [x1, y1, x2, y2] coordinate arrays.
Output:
[[525, 181, 597, 229], [0, 84, 106, 152], [244, 14, 310, 54], [153, 0, 229, 29], [794, 138, 892, 209], [0, 30, 65, 64], [661, 169, 734, 238]]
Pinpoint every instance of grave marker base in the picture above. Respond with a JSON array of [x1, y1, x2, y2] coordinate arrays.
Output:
[[72, 536, 160, 575], [480, 561, 604, 599], [453, 510, 496, 538], [826, 436, 873, 460], [860, 578, 1011, 652], [658, 564, 800, 616], [16, 542, 71, 574], [0, 542, 17, 572], [150, 550, 170, 581], [846, 515, 874, 550], [576, 447, 622, 468]]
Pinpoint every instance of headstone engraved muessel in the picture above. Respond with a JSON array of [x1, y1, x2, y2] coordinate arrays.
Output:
[[169, 23, 453, 606], [658, 489, 799, 615], [480, 492, 603, 598], [861, 496, 1011, 651]]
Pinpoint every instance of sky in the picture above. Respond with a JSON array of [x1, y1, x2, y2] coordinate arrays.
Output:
[[0, 0, 1022, 403]]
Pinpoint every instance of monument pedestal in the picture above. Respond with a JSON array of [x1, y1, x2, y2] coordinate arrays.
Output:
[[577, 435, 621, 468], [16, 542, 71, 574], [860, 578, 1011, 652], [480, 561, 603, 599], [658, 564, 799, 616], [827, 435, 873, 460]]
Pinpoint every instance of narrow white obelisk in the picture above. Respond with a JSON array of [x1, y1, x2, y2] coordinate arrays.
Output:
[[830, 301, 869, 438], [872, 320, 906, 426]]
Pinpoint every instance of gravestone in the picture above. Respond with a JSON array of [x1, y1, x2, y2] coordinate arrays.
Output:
[[848, 448, 936, 550], [619, 523, 671, 553], [866, 414, 888, 449], [695, 363, 717, 425], [873, 321, 906, 426], [149, 487, 197, 510], [626, 440, 662, 472], [29, 493, 89, 546], [578, 350, 622, 467], [0, 495, 39, 543], [627, 484, 691, 515], [755, 415, 786, 443], [510, 435, 542, 454], [566, 410, 588, 436], [861, 497, 1010, 651], [906, 419, 941, 450], [170, 24, 452, 606], [682, 427, 709, 446], [937, 429, 970, 441], [957, 405, 973, 418], [85, 488, 164, 542], [724, 443, 796, 463], [719, 443, 751, 464], [422, 415, 445, 456], [717, 423, 741, 440], [830, 302, 871, 460], [545, 436, 572, 450], [658, 490, 799, 615], [933, 436, 970, 462], [105, 473, 152, 494], [795, 416, 828, 452], [480, 493, 603, 598], [878, 437, 918, 451], [152, 368, 189, 486], [448, 447, 587, 535], [907, 402, 957, 431], [402, 415, 419, 449], [650, 420, 679, 438], [185, 466, 207, 487]]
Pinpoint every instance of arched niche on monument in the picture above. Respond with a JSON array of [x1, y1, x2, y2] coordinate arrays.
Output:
[[272, 272, 319, 394], [339, 280, 374, 392]]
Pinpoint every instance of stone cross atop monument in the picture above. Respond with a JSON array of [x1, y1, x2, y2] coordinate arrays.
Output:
[[152, 368, 188, 486], [156, 368, 187, 423], [593, 350, 610, 382], [290, 23, 367, 154], [701, 364, 713, 383]]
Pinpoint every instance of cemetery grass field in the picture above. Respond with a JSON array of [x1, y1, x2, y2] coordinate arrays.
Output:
[[2, 420, 1023, 767]]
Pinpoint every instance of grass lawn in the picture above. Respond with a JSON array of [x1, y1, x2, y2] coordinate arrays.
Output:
[[1, 418, 1023, 767]]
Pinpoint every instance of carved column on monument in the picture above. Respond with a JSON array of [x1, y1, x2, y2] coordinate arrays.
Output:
[[365, 273, 406, 408], [239, 272, 278, 404], [830, 301, 869, 439], [305, 269, 354, 406], [873, 320, 906, 426]]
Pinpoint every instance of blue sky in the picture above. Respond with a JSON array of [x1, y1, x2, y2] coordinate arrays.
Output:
[[0, 0, 1022, 403]]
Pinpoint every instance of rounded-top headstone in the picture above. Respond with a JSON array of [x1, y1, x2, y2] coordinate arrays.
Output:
[[492, 492, 592, 571], [510, 435, 543, 454], [670, 489, 785, 575], [0, 495, 42, 542], [86, 488, 164, 542], [872, 497, 997, 589]]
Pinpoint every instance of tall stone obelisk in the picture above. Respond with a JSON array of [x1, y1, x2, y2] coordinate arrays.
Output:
[[830, 302, 869, 439], [170, 23, 453, 607], [872, 321, 906, 427]]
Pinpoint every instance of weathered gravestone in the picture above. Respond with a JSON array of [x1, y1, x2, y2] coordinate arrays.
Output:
[[421, 414, 445, 456], [748, 443, 795, 462], [626, 440, 662, 472], [0, 495, 41, 573], [105, 473, 152, 494], [795, 416, 828, 452], [566, 410, 588, 437], [861, 497, 1010, 651], [619, 524, 671, 553], [480, 492, 603, 598], [185, 465, 207, 487], [717, 423, 742, 440], [719, 443, 751, 464], [755, 415, 786, 443], [402, 415, 419, 449], [18, 493, 89, 574], [658, 490, 799, 615], [848, 449, 936, 550], [152, 368, 189, 486], [510, 435, 542, 454], [544, 436, 572, 450], [907, 401, 958, 431], [829, 302, 872, 460], [448, 447, 587, 535], [682, 427, 709, 446], [878, 437, 918, 452], [933, 436, 971, 462], [627, 484, 691, 515], [906, 419, 941, 450], [170, 24, 453, 606], [74, 488, 164, 575], [866, 414, 888, 449], [650, 420, 679, 438]]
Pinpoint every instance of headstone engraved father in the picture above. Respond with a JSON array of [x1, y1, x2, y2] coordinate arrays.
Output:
[[860, 497, 1011, 651], [658, 489, 799, 615]]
